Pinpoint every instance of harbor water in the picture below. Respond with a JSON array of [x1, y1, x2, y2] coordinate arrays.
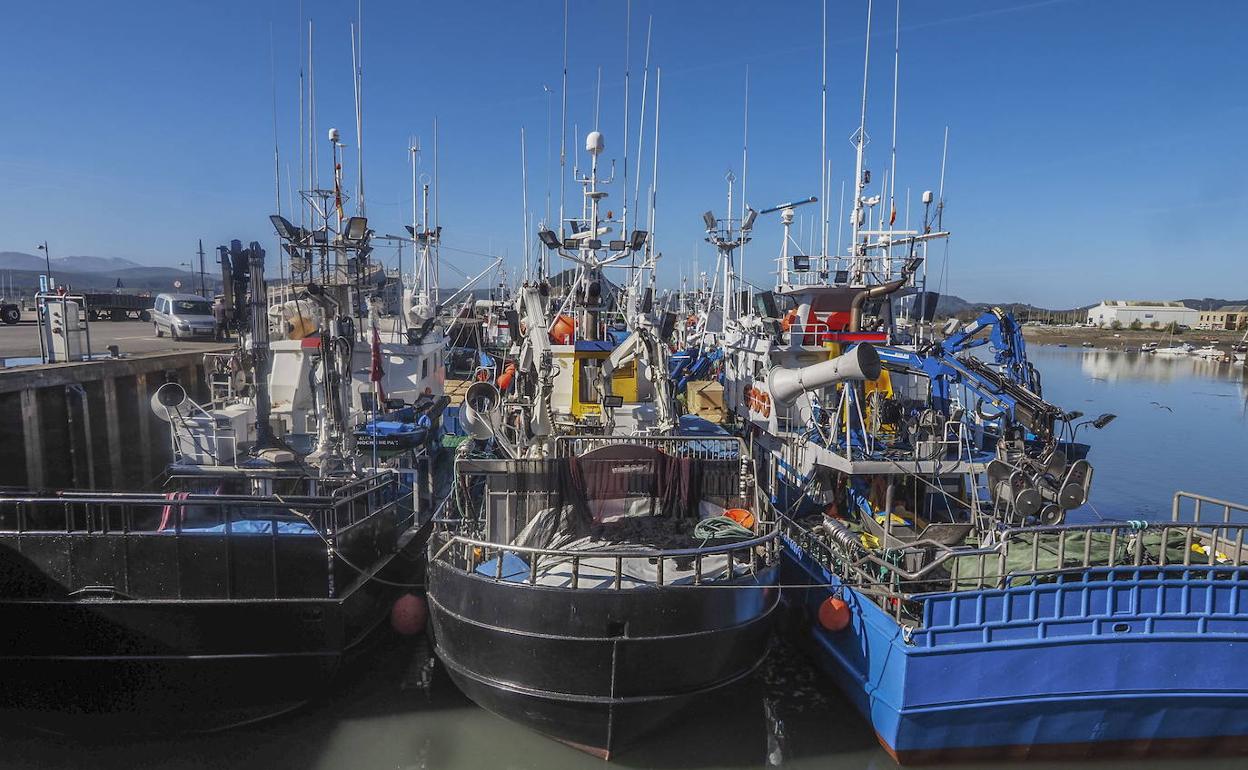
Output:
[[3, 346, 1246, 770]]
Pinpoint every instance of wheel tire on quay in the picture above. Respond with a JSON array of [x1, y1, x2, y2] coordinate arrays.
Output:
[[1, 307, 19, 325], [155, 322, 164, 338], [139, 310, 151, 322]]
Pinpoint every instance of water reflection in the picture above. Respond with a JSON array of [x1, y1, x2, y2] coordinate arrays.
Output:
[[1031, 346, 1248, 516], [1079, 347, 1248, 385]]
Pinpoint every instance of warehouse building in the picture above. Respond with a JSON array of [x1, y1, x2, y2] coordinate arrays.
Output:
[[1196, 305, 1248, 331], [1085, 300, 1197, 328]]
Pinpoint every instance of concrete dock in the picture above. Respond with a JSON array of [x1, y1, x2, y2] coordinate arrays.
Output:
[[1, 316, 228, 491]]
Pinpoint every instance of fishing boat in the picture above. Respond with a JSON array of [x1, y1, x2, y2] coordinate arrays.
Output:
[[0, 79, 454, 732], [426, 129, 781, 758], [712, 2, 1248, 762]]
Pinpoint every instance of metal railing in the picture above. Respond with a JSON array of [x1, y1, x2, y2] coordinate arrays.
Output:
[[0, 471, 403, 537], [431, 526, 780, 589], [0, 472, 411, 601], [1173, 491, 1248, 524], [554, 434, 745, 460], [781, 490, 1248, 625]]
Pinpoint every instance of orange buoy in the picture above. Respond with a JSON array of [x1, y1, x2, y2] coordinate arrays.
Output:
[[724, 508, 756, 529], [818, 596, 851, 632], [496, 362, 516, 391], [550, 314, 576, 344], [390, 593, 428, 636]]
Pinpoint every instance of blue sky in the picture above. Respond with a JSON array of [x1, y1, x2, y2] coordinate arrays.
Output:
[[3, 0, 1246, 307]]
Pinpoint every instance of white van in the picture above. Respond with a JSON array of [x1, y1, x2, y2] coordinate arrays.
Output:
[[152, 293, 216, 339]]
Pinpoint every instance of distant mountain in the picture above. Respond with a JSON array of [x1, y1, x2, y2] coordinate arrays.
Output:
[[1178, 298, 1248, 311], [0, 251, 145, 273], [0, 266, 218, 297], [0, 252, 46, 271]]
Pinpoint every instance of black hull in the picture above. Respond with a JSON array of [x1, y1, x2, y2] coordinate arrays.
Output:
[[0, 534, 426, 735], [427, 558, 779, 758]]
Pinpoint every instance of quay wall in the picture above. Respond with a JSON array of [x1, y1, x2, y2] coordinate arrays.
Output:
[[0, 349, 223, 492]]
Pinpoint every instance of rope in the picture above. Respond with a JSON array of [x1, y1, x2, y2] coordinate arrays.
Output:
[[274, 491, 432, 590], [693, 515, 756, 546]]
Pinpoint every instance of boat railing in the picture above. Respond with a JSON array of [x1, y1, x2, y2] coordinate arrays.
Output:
[[430, 525, 780, 589], [553, 434, 746, 461], [1172, 490, 1248, 525], [0, 471, 412, 600], [0, 471, 405, 537], [781, 496, 1248, 624]]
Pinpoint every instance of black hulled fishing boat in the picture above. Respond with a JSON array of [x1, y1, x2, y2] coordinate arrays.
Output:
[[430, 435, 778, 757], [426, 128, 780, 757], [0, 122, 450, 733]]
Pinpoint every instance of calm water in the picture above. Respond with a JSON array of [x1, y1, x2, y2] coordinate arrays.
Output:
[[4, 347, 1247, 770]]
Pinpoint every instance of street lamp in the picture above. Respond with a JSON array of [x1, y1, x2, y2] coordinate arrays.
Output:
[[35, 241, 52, 288]]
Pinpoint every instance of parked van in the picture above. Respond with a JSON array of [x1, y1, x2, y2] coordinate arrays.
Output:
[[152, 293, 215, 339]]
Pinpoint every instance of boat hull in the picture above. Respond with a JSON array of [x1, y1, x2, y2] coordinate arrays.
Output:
[[0, 532, 425, 735], [427, 557, 780, 757], [781, 539, 1248, 763]]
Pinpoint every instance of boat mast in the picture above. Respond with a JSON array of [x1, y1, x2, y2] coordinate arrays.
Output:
[[850, 0, 873, 283]]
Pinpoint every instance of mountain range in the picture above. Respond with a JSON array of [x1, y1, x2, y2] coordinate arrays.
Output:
[[0, 251, 144, 273], [0, 251, 216, 295]]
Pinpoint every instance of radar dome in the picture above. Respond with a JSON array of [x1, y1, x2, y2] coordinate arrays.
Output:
[[586, 131, 604, 155]]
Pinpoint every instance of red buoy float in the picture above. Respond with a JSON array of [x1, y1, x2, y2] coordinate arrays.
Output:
[[390, 593, 428, 636], [818, 597, 851, 632]]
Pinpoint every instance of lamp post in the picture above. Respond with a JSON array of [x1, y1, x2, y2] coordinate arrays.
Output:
[[36, 241, 53, 289]]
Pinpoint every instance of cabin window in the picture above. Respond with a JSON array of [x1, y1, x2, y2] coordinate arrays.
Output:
[[422, 358, 428, 378]]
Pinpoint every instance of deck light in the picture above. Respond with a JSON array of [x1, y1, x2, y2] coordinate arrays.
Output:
[[345, 216, 370, 241], [629, 229, 649, 250], [539, 230, 562, 250], [702, 211, 717, 231], [270, 215, 299, 241]]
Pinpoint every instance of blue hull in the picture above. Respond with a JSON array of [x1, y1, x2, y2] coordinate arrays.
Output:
[[783, 537, 1248, 763]]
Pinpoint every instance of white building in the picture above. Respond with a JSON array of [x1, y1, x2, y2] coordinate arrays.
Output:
[[1086, 300, 1197, 329]]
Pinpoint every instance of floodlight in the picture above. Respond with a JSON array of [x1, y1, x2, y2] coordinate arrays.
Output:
[[586, 239, 602, 250], [1092, 413, 1117, 429], [905, 257, 924, 273], [742, 208, 757, 231], [270, 215, 299, 241], [609, 240, 627, 251], [702, 211, 717, 231], [563, 238, 579, 250], [792, 256, 810, 272], [629, 229, 648, 250], [834, 270, 849, 284], [539, 230, 562, 250], [345, 216, 369, 241]]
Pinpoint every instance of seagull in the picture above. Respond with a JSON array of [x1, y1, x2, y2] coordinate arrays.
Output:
[[1149, 401, 1173, 412]]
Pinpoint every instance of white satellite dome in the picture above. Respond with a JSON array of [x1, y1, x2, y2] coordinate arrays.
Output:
[[585, 130, 604, 155]]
